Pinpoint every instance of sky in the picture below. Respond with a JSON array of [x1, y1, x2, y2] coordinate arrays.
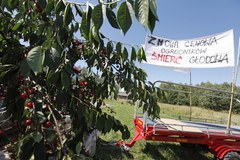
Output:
[[73, 0, 240, 86]]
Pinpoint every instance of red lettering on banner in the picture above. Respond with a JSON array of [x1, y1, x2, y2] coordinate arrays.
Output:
[[151, 52, 182, 64]]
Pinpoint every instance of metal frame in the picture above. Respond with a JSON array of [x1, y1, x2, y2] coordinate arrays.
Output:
[[116, 116, 240, 159], [116, 80, 240, 159]]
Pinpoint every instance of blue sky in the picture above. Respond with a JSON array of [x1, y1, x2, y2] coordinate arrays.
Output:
[[74, 0, 240, 86]]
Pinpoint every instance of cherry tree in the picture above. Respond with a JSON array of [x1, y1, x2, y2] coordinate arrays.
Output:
[[0, 0, 160, 159]]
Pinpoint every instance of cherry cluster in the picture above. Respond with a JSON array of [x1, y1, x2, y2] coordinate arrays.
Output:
[[79, 80, 94, 101], [18, 75, 52, 129]]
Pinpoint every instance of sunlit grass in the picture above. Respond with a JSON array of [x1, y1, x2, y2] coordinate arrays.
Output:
[[160, 103, 240, 125], [96, 99, 237, 159]]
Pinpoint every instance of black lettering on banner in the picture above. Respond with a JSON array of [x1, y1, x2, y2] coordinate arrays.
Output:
[[189, 53, 229, 64], [157, 39, 164, 46], [160, 48, 207, 55], [184, 37, 218, 47], [220, 54, 228, 63], [148, 35, 156, 45], [199, 56, 205, 63], [148, 35, 179, 48], [165, 40, 170, 47]]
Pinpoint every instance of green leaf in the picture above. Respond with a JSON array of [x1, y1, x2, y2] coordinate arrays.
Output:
[[42, 37, 52, 49], [61, 70, 70, 90], [74, 22, 80, 32], [18, 135, 34, 160], [137, 47, 142, 62], [117, 2, 132, 35], [12, 22, 22, 30], [106, 0, 117, 9], [34, 111, 46, 123], [96, 115, 105, 131], [87, 110, 97, 128], [27, 46, 44, 75], [106, 7, 119, 29], [44, 129, 57, 143], [55, 0, 65, 14], [130, 47, 137, 61], [64, 3, 74, 26], [39, 0, 47, 10], [148, 9, 156, 33], [135, 0, 149, 28], [75, 141, 82, 154], [92, 4, 103, 30], [80, 6, 92, 40], [34, 139, 46, 160], [32, 132, 43, 143], [104, 115, 113, 133], [90, 26, 101, 43], [1, 0, 8, 9], [44, 47, 61, 71], [45, 0, 54, 14], [122, 125, 130, 139], [56, 15, 63, 28], [141, 47, 146, 61], [106, 41, 113, 54], [123, 47, 128, 60], [116, 42, 123, 53], [74, 4, 83, 17], [137, 47, 146, 62], [149, 0, 158, 21], [47, 70, 60, 85], [20, 59, 31, 76]]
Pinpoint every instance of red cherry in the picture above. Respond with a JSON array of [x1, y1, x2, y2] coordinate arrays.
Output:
[[101, 49, 106, 57], [26, 102, 33, 109], [84, 81, 88, 85], [54, 140, 59, 147], [27, 87, 36, 94], [17, 74, 24, 82], [74, 40, 82, 46], [20, 93, 28, 99], [79, 92, 84, 96], [73, 66, 81, 74], [23, 119, 32, 126], [43, 121, 52, 128], [0, 129, 4, 136], [35, 2, 43, 13], [79, 81, 85, 86]]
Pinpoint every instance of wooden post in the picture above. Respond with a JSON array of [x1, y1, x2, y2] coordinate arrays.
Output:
[[226, 69, 235, 133], [189, 71, 192, 121], [226, 38, 240, 133]]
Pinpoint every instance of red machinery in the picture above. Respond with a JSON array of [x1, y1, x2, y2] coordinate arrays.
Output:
[[116, 115, 240, 160]]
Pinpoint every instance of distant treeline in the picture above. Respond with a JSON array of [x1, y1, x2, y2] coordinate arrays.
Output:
[[158, 82, 240, 113]]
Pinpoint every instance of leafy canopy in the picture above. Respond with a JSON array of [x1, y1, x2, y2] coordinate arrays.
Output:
[[0, 0, 160, 159]]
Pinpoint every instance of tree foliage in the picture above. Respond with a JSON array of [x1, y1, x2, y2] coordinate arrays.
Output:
[[0, 0, 159, 159], [159, 82, 240, 112]]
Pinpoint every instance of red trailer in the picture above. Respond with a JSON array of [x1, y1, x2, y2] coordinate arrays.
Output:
[[115, 81, 240, 160], [116, 115, 240, 160]]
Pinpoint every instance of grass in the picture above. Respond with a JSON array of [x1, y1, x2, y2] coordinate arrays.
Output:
[[94, 99, 240, 160], [160, 103, 240, 125], [2, 99, 238, 159]]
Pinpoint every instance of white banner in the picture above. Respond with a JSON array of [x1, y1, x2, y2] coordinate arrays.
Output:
[[144, 30, 234, 68]]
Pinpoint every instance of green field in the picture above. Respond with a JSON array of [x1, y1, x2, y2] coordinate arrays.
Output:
[[95, 99, 240, 160]]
